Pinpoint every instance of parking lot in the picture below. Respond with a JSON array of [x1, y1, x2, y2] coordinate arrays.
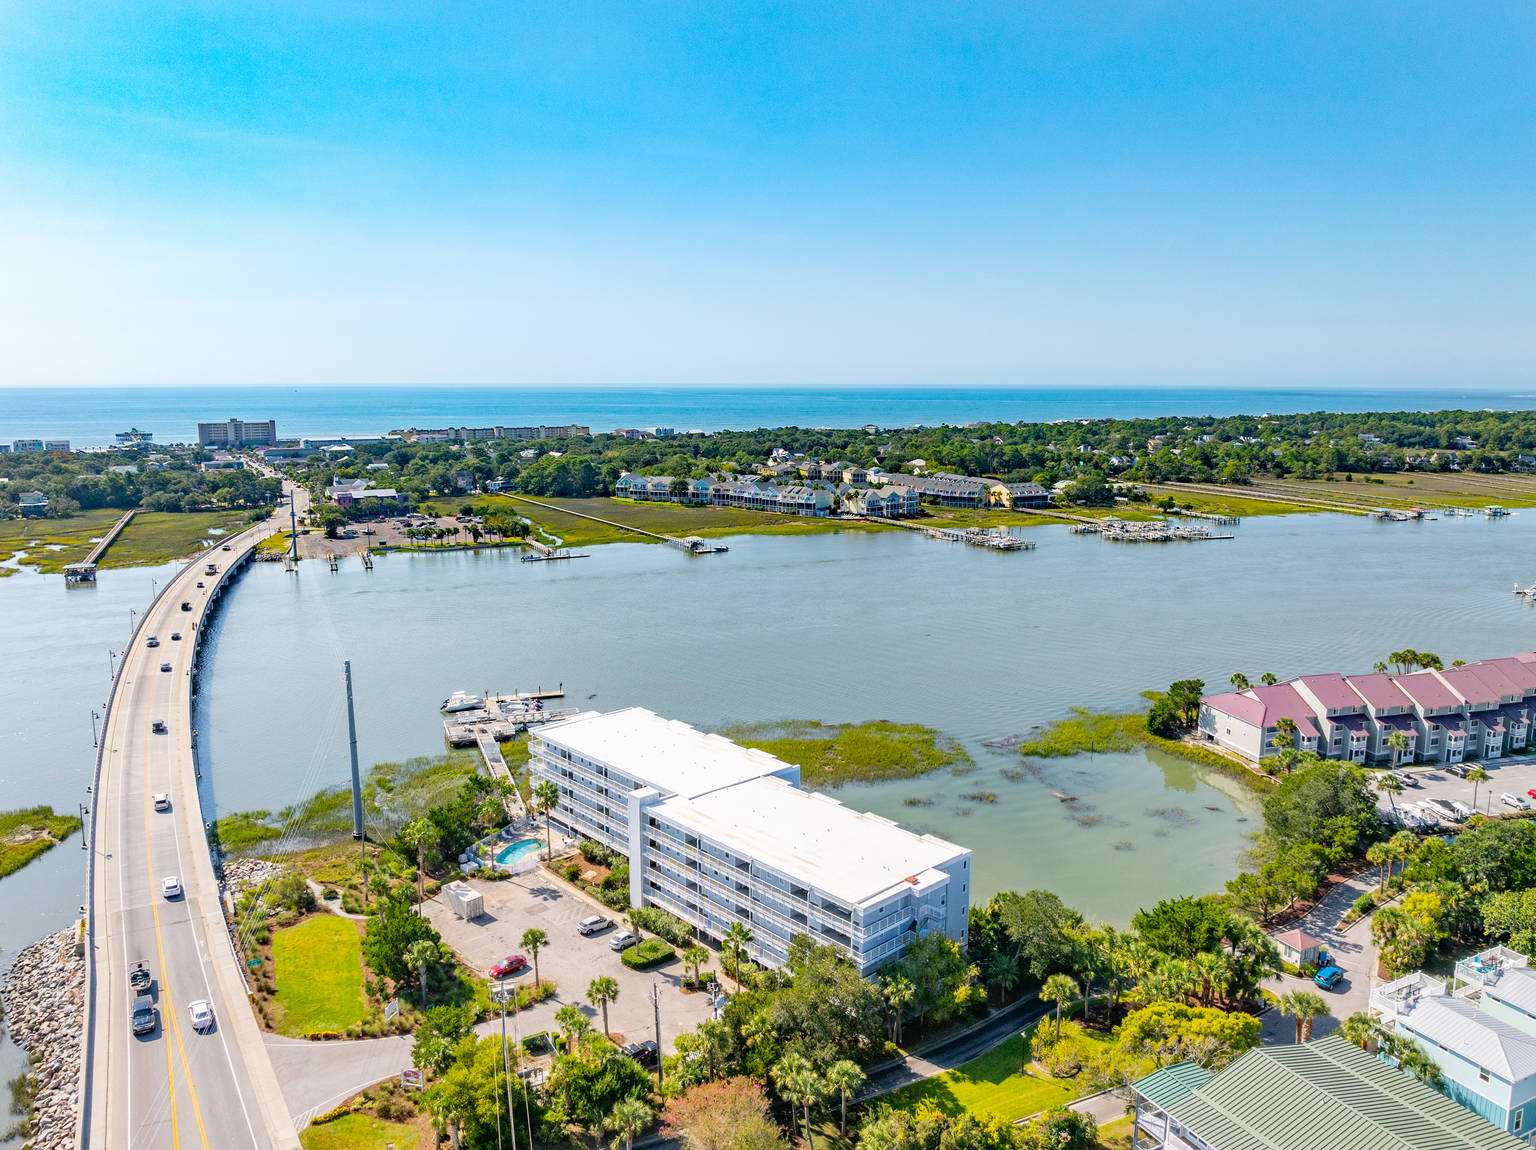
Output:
[[1377, 755, 1536, 824], [424, 867, 718, 1051]]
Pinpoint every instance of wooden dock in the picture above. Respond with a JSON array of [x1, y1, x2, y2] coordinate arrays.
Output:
[[923, 526, 1035, 551], [506, 495, 725, 555], [64, 509, 138, 582]]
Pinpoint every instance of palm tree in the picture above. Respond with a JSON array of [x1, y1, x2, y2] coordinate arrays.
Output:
[[1377, 772, 1404, 815], [399, 818, 436, 907], [984, 953, 1021, 1004], [521, 928, 548, 987], [1277, 989, 1328, 1043], [682, 944, 710, 987], [534, 779, 561, 857], [773, 1053, 824, 1148], [606, 1098, 654, 1150], [825, 1060, 865, 1136], [1373, 661, 1389, 674], [1040, 973, 1079, 1040], [1388, 830, 1417, 883], [1385, 730, 1411, 770], [1467, 765, 1491, 810], [722, 922, 753, 990], [1382, 1032, 1446, 1091], [555, 1003, 592, 1052], [1192, 950, 1229, 1009], [1230, 671, 1251, 690], [1366, 841, 1393, 897], [1339, 1012, 1379, 1050], [587, 976, 620, 1037], [882, 974, 915, 1044], [405, 938, 442, 1007]]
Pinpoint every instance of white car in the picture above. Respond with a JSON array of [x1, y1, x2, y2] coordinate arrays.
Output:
[[152, 793, 170, 811], [1502, 792, 1531, 810], [161, 876, 182, 899], [188, 999, 214, 1031]]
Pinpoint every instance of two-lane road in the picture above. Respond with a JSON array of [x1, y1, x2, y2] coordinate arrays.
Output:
[[87, 530, 297, 1148]]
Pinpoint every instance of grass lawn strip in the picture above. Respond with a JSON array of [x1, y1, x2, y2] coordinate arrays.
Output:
[[300, 1113, 420, 1150], [882, 1034, 1090, 1123], [720, 719, 972, 787], [271, 915, 367, 1036], [98, 509, 253, 568], [0, 806, 83, 879]]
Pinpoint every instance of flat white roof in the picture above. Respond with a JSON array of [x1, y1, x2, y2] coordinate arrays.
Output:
[[652, 774, 968, 909], [534, 707, 796, 799]]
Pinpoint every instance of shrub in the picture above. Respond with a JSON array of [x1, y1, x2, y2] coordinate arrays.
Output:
[[578, 838, 616, 867], [630, 906, 694, 947], [599, 887, 630, 911], [620, 938, 676, 970], [1352, 892, 1376, 915], [602, 864, 630, 891], [376, 1095, 416, 1121], [310, 1104, 352, 1125]]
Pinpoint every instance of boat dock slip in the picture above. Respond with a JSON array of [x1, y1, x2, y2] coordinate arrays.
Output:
[[1072, 520, 1234, 542], [1166, 509, 1241, 525], [923, 526, 1035, 550]]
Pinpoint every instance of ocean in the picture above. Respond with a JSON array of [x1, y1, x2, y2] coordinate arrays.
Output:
[[1, 385, 1532, 448]]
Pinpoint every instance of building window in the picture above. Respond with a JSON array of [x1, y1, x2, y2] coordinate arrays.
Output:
[[1480, 1067, 1491, 1082], [1515, 1109, 1524, 1132]]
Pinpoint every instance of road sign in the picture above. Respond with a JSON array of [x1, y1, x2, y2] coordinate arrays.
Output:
[[384, 997, 400, 1021], [401, 1068, 423, 1089], [246, 958, 262, 968]]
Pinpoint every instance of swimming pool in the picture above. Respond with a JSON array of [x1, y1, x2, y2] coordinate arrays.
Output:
[[494, 837, 544, 867]]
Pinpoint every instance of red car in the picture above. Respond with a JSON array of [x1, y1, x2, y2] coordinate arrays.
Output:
[[489, 955, 528, 978], [1526, 788, 1536, 801]]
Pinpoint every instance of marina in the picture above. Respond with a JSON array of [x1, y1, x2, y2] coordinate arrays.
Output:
[[922, 525, 1035, 551], [1070, 519, 1234, 542]]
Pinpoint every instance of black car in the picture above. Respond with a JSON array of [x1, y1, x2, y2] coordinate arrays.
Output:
[[620, 1040, 659, 1067], [131, 994, 158, 1036]]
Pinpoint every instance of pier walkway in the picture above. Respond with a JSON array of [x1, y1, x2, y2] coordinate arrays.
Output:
[[507, 495, 727, 553], [64, 509, 138, 582]]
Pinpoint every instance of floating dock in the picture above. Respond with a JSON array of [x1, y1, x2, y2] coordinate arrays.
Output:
[[923, 526, 1035, 551], [1073, 519, 1233, 542], [64, 509, 138, 583]]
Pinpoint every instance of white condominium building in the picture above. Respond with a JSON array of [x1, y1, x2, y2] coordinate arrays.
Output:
[[528, 708, 971, 975]]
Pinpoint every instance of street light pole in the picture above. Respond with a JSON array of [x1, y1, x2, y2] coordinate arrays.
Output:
[[90, 709, 100, 748], [650, 980, 664, 1087]]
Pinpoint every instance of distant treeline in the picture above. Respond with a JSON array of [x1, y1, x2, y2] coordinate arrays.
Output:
[[0, 447, 280, 515], [287, 407, 1536, 503]]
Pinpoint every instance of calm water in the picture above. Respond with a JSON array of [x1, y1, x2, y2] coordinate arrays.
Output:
[[2, 509, 1535, 1098], [3, 384, 1533, 446]]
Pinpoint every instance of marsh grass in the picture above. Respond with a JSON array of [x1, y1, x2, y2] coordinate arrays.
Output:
[[720, 718, 971, 787], [0, 806, 81, 879]]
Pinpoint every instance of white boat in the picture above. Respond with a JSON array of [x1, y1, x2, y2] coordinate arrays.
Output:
[[441, 691, 485, 714]]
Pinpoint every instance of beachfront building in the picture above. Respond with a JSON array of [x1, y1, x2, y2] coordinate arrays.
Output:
[[528, 708, 971, 975], [1370, 948, 1536, 1140], [991, 481, 1053, 508], [197, 418, 277, 448], [708, 480, 835, 517], [1199, 653, 1536, 767], [1130, 1034, 1527, 1149], [844, 485, 920, 517]]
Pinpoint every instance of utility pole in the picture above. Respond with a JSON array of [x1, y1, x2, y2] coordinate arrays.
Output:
[[289, 496, 299, 563], [499, 988, 516, 1150], [345, 661, 364, 840], [650, 980, 664, 1087]]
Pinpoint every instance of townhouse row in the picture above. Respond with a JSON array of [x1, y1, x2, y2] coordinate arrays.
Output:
[[1199, 653, 1536, 766], [527, 708, 971, 976]]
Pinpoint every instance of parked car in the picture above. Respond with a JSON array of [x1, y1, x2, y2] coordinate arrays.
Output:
[[620, 1040, 659, 1066], [1399, 771, 1421, 788], [1314, 965, 1345, 990], [188, 999, 215, 1030], [608, 931, 639, 952], [153, 793, 170, 811], [1502, 792, 1532, 810], [578, 915, 613, 936], [490, 955, 528, 978], [161, 876, 182, 899], [1526, 787, 1536, 801], [1446, 763, 1470, 778]]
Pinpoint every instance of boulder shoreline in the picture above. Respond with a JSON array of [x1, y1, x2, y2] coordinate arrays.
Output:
[[1, 925, 85, 1150]]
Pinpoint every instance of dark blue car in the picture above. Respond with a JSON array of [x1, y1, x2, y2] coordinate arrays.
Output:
[[1314, 965, 1345, 990]]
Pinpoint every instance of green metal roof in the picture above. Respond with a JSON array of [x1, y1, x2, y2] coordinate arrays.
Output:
[[1133, 1062, 1212, 1110], [1158, 1035, 1527, 1150]]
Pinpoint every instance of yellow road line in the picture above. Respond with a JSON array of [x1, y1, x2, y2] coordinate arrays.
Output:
[[141, 636, 211, 1150]]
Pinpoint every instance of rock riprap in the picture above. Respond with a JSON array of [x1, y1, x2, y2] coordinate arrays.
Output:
[[0, 925, 85, 1150]]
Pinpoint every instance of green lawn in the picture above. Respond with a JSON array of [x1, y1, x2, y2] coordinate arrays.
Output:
[[271, 915, 367, 1036], [881, 1033, 1091, 1123], [0, 806, 82, 879], [300, 1113, 420, 1150], [99, 510, 253, 568], [494, 495, 894, 548]]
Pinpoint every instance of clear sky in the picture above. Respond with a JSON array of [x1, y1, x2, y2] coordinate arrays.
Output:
[[0, 3, 1530, 388]]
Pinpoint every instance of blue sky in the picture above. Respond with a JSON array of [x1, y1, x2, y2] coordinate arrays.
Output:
[[0, 3, 1531, 387]]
